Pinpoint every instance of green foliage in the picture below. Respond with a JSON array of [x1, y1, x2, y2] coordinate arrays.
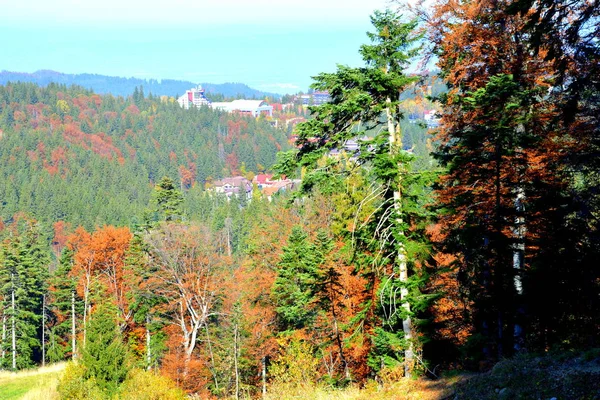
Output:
[[81, 301, 129, 396], [150, 177, 183, 223], [0, 221, 50, 369], [272, 226, 319, 330], [287, 9, 436, 375], [0, 82, 289, 230], [47, 247, 82, 363]]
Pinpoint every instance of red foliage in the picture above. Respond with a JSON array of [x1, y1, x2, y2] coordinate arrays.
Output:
[[68, 225, 133, 325], [126, 104, 140, 115], [178, 163, 196, 189], [225, 153, 239, 174], [52, 220, 72, 260]]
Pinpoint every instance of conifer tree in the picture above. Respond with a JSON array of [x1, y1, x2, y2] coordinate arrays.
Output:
[[0, 223, 49, 369], [150, 176, 184, 223], [47, 247, 83, 362], [81, 300, 129, 396], [276, 9, 433, 376], [272, 226, 319, 331]]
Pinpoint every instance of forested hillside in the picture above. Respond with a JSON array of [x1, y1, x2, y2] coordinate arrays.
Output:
[[0, 82, 287, 229], [0, 0, 598, 399]]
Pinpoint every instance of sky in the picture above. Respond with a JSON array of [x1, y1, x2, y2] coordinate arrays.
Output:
[[0, 0, 393, 94]]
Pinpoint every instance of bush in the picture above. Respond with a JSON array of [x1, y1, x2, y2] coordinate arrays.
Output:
[[118, 368, 186, 400], [57, 362, 105, 400]]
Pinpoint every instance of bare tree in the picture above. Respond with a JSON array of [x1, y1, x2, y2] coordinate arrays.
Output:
[[144, 222, 224, 377]]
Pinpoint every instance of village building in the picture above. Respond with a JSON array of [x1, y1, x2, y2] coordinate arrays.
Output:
[[210, 99, 273, 117], [177, 86, 211, 109], [297, 91, 331, 106], [212, 176, 252, 199]]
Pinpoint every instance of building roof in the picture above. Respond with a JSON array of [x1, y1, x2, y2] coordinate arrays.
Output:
[[210, 100, 272, 113]]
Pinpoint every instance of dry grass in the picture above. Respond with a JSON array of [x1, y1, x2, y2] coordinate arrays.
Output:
[[265, 377, 457, 400], [265, 349, 600, 400], [0, 362, 65, 400]]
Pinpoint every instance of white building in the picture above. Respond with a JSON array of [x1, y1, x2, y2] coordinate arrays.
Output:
[[177, 86, 211, 109], [210, 99, 273, 117]]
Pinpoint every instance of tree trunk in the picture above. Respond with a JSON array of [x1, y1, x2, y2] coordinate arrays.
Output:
[[82, 276, 90, 348], [12, 275, 16, 370], [262, 356, 267, 399], [205, 323, 219, 392], [146, 314, 151, 370], [513, 181, 526, 352], [71, 291, 77, 360], [330, 290, 349, 380], [234, 323, 240, 400], [386, 98, 413, 376], [2, 314, 6, 363], [42, 294, 46, 367]]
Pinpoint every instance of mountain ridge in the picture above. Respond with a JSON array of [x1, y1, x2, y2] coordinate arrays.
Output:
[[0, 69, 281, 100]]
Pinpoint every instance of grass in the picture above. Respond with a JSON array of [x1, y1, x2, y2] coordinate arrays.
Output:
[[0, 363, 65, 400], [265, 350, 600, 400]]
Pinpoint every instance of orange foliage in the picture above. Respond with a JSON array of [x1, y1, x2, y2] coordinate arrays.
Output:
[[52, 220, 72, 260], [68, 225, 133, 325]]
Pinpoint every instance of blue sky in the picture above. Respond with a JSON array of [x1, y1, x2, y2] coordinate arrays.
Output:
[[0, 0, 392, 94]]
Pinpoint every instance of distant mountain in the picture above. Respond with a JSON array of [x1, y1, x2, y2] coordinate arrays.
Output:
[[0, 70, 280, 100]]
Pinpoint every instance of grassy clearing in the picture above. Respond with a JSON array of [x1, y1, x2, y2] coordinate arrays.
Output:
[[0, 363, 65, 400], [266, 350, 600, 400]]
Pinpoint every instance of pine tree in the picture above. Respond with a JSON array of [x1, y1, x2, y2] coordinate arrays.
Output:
[[0, 222, 50, 369], [150, 176, 184, 223], [81, 300, 129, 396], [47, 247, 83, 362], [275, 9, 433, 376], [272, 226, 319, 331]]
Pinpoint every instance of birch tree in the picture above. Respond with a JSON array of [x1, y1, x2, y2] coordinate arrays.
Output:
[[276, 10, 432, 376], [144, 222, 225, 385]]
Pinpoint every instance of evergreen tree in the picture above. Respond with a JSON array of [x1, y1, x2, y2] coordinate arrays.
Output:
[[150, 176, 184, 223], [0, 222, 50, 369], [47, 247, 83, 362], [276, 9, 434, 376], [81, 300, 129, 396], [272, 226, 319, 331]]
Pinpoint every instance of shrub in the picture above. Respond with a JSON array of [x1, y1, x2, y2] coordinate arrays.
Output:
[[57, 362, 104, 400], [118, 368, 186, 400]]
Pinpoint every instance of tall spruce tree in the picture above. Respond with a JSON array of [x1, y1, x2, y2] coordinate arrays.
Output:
[[276, 10, 434, 376], [272, 226, 319, 331], [149, 176, 184, 223], [81, 300, 129, 396], [0, 223, 50, 369]]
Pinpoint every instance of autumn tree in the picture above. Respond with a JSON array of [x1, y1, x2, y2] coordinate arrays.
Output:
[[144, 222, 227, 391], [67, 225, 133, 344], [504, 0, 600, 348], [423, 0, 595, 361]]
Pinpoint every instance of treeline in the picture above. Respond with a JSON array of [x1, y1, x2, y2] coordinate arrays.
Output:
[[0, 177, 396, 397], [0, 70, 279, 99], [0, 82, 288, 230]]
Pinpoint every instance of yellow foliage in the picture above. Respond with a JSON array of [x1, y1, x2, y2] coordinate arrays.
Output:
[[57, 362, 104, 400], [118, 368, 186, 400], [267, 336, 320, 398]]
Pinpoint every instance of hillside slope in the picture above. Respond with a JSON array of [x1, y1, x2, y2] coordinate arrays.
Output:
[[0, 82, 288, 229]]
